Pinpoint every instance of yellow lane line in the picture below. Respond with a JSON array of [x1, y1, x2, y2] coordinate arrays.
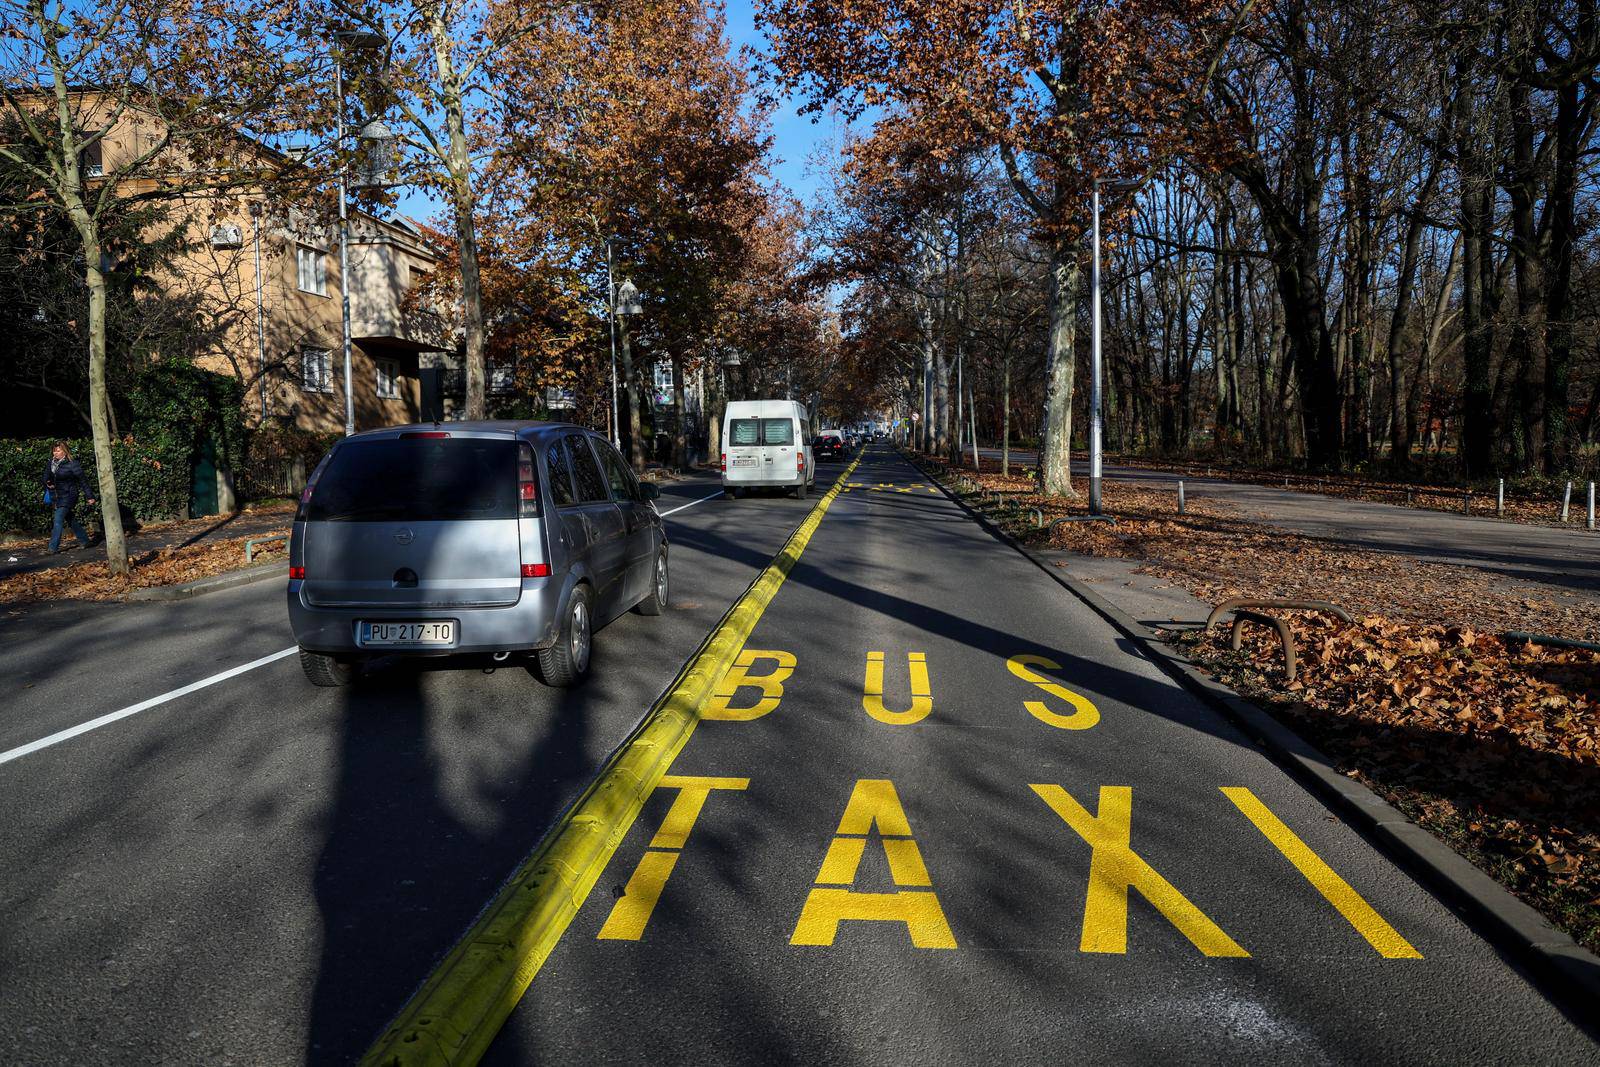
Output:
[[362, 458, 862, 1066], [1220, 786, 1422, 959]]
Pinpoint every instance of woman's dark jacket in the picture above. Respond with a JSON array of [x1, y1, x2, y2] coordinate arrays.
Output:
[[44, 459, 86, 509]]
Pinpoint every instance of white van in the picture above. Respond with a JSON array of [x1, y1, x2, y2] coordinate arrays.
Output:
[[721, 400, 815, 499]]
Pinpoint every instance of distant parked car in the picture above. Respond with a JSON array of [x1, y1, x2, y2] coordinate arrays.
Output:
[[813, 435, 846, 462], [287, 421, 667, 689]]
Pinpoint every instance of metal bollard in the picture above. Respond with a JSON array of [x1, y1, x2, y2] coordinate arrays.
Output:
[[1590, 482, 1596, 531], [1497, 478, 1504, 517], [1562, 481, 1572, 522], [1178, 480, 1187, 514]]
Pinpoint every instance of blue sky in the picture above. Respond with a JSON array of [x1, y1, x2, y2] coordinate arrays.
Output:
[[396, 0, 850, 224]]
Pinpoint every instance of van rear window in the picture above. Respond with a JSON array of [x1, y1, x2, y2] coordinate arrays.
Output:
[[307, 438, 519, 521], [729, 417, 795, 446]]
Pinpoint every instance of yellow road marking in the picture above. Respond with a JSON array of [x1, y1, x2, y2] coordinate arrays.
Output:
[[648, 776, 751, 849], [596, 776, 748, 941], [1006, 654, 1100, 730], [791, 778, 956, 949], [862, 651, 933, 725], [1221, 787, 1422, 959], [595, 850, 679, 941], [1032, 785, 1249, 957], [362, 457, 861, 1066], [703, 649, 796, 720]]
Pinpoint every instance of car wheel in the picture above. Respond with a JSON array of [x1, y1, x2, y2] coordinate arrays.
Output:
[[537, 584, 593, 687], [300, 648, 355, 687], [635, 548, 668, 616], [723, 486, 739, 500]]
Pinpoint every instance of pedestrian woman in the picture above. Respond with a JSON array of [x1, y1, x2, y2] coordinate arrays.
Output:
[[43, 441, 94, 553]]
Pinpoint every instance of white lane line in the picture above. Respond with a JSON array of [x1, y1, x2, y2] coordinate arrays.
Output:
[[0, 645, 298, 766], [658, 490, 723, 517]]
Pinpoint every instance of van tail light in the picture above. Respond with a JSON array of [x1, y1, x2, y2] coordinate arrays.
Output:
[[797, 453, 806, 472], [720, 452, 726, 472], [521, 563, 550, 578], [518, 442, 540, 518], [294, 449, 335, 522], [289, 566, 306, 580]]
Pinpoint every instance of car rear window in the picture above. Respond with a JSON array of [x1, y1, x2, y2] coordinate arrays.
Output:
[[728, 417, 796, 446], [729, 418, 760, 446], [307, 438, 518, 521]]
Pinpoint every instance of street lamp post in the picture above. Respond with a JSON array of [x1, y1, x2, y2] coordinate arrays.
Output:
[[1090, 177, 1139, 514], [606, 237, 620, 447], [332, 28, 386, 437]]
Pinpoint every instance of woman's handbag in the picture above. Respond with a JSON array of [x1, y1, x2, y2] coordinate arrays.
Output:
[[43, 488, 54, 506]]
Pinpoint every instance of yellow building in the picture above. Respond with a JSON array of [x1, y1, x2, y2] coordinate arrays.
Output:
[[69, 92, 452, 434]]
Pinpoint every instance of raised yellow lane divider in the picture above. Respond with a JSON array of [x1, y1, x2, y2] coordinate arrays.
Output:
[[362, 457, 861, 1067]]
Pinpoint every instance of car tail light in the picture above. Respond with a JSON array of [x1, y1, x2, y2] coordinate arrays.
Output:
[[289, 566, 306, 580], [521, 563, 550, 578], [294, 449, 334, 522], [797, 453, 806, 471], [720, 452, 727, 472], [518, 442, 540, 518], [401, 431, 450, 438]]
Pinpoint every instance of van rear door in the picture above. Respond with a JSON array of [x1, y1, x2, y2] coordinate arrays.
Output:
[[300, 435, 523, 608]]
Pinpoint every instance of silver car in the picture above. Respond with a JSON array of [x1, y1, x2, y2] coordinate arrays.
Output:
[[286, 421, 668, 688]]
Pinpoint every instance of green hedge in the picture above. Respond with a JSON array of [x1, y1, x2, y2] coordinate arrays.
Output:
[[0, 364, 247, 537], [0, 434, 189, 537]]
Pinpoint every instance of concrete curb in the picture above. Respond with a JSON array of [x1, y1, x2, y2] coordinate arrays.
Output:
[[128, 562, 284, 602], [904, 448, 1600, 1021]]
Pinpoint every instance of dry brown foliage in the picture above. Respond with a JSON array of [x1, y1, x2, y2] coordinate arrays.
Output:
[[1182, 615, 1600, 953], [0, 533, 287, 604]]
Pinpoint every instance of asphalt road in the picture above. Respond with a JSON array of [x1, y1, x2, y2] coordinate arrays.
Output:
[[3, 446, 1595, 1064], [488, 447, 1596, 1065], [0, 471, 837, 1065]]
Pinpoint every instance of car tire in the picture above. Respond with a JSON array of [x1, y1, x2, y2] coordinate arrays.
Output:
[[301, 648, 355, 687], [635, 548, 668, 616], [723, 487, 739, 500], [537, 584, 593, 687], [792, 481, 808, 500]]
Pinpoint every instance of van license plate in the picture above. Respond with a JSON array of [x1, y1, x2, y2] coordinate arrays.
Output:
[[361, 621, 455, 646], [732, 456, 757, 467]]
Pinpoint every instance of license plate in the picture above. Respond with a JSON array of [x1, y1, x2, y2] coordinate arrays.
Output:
[[732, 456, 757, 467], [360, 621, 455, 646]]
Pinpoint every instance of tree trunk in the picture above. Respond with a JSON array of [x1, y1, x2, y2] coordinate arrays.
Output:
[[431, 13, 486, 421], [83, 236, 129, 575], [1543, 69, 1587, 471], [1387, 170, 1438, 469], [670, 354, 687, 469], [1456, 61, 1497, 477], [1041, 242, 1077, 496], [618, 314, 643, 470]]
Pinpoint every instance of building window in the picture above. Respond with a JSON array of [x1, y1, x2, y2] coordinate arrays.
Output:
[[302, 347, 333, 393], [80, 140, 103, 178], [296, 244, 327, 296], [376, 357, 400, 400]]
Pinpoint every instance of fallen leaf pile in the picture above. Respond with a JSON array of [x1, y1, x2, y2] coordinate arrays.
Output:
[[0, 533, 288, 604], [1179, 614, 1600, 953]]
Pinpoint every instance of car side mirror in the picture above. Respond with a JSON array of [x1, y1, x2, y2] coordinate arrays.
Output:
[[640, 482, 661, 501]]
